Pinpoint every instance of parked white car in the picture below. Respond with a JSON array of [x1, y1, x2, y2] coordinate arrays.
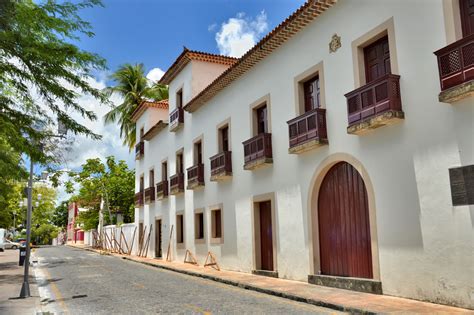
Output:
[[4, 239, 20, 250], [0, 228, 5, 252]]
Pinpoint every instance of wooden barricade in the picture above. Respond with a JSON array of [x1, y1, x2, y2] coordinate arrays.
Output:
[[204, 251, 220, 271], [184, 249, 198, 265]]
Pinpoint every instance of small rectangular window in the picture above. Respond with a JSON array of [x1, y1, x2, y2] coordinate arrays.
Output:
[[161, 161, 168, 181], [176, 214, 184, 243], [303, 76, 321, 112], [140, 127, 144, 139], [363, 36, 390, 83], [176, 152, 183, 174], [176, 89, 183, 108], [256, 105, 268, 134], [194, 141, 202, 165], [220, 126, 229, 152], [149, 169, 154, 187], [139, 176, 144, 191], [211, 209, 222, 239], [195, 212, 204, 240]]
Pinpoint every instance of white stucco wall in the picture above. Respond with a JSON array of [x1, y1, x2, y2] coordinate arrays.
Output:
[[135, 0, 473, 308]]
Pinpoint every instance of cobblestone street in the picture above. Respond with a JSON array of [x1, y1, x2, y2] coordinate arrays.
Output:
[[34, 246, 342, 314]]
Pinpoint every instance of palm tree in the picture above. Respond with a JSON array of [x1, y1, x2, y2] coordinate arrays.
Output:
[[104, 64, 168, 149]]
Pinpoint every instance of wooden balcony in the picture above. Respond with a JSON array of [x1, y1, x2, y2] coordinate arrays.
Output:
[[287, 108, 328, 154], [144, 187, 155, 203], [169, 173, 184, 195], [156, 180, 169, 200], [169, 107, 184, 132], [135, 141, 144, 160], [210, 151, 232, 181], [345, 74, 404, 135], [434, 34, 474, 103], [186, 163, 205, 189], [243, 133, 272, 170], [134, 191, 144, 207]]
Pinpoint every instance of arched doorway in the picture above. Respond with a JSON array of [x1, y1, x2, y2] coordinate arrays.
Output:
[[318, 161, 373, 279]]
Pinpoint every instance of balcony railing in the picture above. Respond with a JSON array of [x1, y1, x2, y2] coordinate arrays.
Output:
[[169, 173, 184, 195], [210, 151, 232, 181], [287, 108, 327, 153], [186, 164, 204, 189], [156, 180, 169, 200], [243, 133, 272, 170], [435, 34, 474, 92], [345, 74, 403, 133], [135, 141, 144, 160], [134, 191, 144, 207], [144, 187, 155, 203], [169, 107, 184, 131]]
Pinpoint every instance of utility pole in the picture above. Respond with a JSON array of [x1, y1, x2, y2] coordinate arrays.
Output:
[[20, 158, 34, 298]]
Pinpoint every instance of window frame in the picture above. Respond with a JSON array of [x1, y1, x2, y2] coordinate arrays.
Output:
[[293, 62, 326, 116]]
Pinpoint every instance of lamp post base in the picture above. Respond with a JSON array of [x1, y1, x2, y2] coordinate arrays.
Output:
[[19, 281, 30, 298]]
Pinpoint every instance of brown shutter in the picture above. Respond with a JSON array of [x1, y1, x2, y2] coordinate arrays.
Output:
[[304, 77, 321, 112], [461, 0, 474, 37], [364, 36, 391, 83]]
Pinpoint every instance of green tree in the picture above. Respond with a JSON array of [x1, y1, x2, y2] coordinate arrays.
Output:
[[52, 200, 69, 228], [69, 156, 135, 226], [104, 63, 168, 149], [0, 0, 107, 174], [76, 209, 99, 231]]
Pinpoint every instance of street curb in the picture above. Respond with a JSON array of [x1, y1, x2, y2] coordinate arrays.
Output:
[[68, 245, 373, 314]]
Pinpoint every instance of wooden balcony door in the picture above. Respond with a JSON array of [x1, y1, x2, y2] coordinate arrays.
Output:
[[304, 76, 321, 112], [461, 0, 474, 37], [258, 201, 273, 271], [364, 36, 391, 83], [256, 105, 268, 134], [318, 162, 373, 279], [155, 219, 162, 258], [195, 141, 202, 164]]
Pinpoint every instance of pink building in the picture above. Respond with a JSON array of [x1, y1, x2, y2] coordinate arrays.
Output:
[[67, 202, 84, 244]]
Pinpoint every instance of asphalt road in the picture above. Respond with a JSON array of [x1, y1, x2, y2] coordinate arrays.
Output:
[[33, 246, 343, 314]]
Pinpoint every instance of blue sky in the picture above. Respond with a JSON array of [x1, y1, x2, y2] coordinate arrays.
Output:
[[78, 0, 305, 78], [52, 0, 306, 201]]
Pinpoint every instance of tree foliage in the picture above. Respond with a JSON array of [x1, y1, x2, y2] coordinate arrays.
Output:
[[68, 156, 135, 226], [0, 0, 107, 173], [104, 63, 168, 149], [52, 200, 69, 228]]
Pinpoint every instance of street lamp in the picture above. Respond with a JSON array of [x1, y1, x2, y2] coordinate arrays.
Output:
[[19, 124, 67, 299]]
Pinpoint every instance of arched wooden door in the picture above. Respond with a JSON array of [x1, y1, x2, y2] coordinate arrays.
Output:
[[318, 162, 373, 279]]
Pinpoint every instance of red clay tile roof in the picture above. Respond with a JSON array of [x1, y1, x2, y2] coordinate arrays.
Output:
[[159, 48, 238, 85], [131, 99, 169, 122], [183, 0, 337, 113]]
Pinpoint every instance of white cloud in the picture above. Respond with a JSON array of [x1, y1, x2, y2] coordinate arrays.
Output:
[[44, 75, 134, 202], [208, 23, 217, 32], [215, 10, 268, 58], [146, 67, 165, 83]]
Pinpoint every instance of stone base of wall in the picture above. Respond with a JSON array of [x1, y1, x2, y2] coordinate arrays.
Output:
[[210, 171, 232, 182], [243, 158, 273, 171], [438, 80, 474, 104], [288, 139, 328, 154], [252, 270, 279, 278], [186, 180, 204, 190], [347, 110, 404, 135], [308, 274, 382, 294]]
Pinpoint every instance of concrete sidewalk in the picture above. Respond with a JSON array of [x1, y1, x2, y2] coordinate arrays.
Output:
[[0, 249, 41, 315], [70, 244, 473, 314]]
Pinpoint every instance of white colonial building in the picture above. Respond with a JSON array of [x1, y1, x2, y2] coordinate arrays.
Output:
[[133, 0, 474, 309]]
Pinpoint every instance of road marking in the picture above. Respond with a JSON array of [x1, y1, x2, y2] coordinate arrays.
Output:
[[33, 254, 70, 315]]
